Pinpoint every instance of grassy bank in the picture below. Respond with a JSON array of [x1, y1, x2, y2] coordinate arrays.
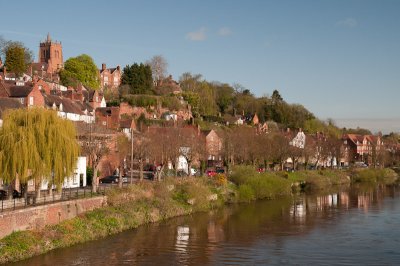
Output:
[[0, 167, 398, 264], [350, 168, 398, 184], [0, 177, 227, 264]]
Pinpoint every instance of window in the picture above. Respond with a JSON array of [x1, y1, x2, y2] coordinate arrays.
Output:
[[73, 173, 78, 185], [29, 96, 34, 106], [20, 98, 25, 104]]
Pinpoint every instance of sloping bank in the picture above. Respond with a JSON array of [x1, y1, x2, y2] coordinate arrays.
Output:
[[0, 167, 398, 264]]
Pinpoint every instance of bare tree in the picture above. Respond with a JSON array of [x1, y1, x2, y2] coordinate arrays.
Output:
[[146, 127, 180, 180], [132, 133, 150, 181], [75, 122, 112, 192], [270, 133, 291, 170], [178, 127, 206, 177], [147, 55, 168, 87]]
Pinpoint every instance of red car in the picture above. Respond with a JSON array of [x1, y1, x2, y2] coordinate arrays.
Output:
[[206, 170, 217, 177]]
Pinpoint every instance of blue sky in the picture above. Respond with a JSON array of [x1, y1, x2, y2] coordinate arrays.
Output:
[[1, 0, 400, 132]]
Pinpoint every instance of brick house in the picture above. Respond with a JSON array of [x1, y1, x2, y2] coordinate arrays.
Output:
[[342, 134, 383, 164], [99, 63, 121, 90], [0, 79, 45, 107], [95, 107, 120, 129], [201, 129, 223, 167]]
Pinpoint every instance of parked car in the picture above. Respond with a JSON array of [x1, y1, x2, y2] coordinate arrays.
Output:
[[13, 189, 23, 198], [216, 167, 225, 174], [100, 175, 128, 184], [206, 169, 217, 177], [354, 162, 368, 168]]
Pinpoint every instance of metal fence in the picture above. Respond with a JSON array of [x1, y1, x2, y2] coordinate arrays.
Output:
[[0, 186, 109, 213]]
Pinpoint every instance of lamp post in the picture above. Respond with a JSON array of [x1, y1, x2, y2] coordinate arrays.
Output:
[[130, 129, 134, 184]]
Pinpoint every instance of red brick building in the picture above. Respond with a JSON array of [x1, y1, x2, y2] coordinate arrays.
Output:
[[31, 33, 63, 75], [342, 134, 383, 164], [95, 107, 120, 129], [0, 79, 46, 107], [99, 64, 121, 90]]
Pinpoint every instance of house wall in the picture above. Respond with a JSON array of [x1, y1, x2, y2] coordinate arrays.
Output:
[[27, 84, 45, 107], [0, 196, 106, 239], [39, 156, 87, 190], [205, 131, 222, 160], [100, 67, 121, 89]]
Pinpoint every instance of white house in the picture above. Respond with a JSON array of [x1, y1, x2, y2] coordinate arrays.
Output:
[[40, 156, 87, 190]]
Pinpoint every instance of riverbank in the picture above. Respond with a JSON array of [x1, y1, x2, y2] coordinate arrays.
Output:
[[0, 168, 398, 264]]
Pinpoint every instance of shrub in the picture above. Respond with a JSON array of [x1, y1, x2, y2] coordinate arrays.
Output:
[[352, 168, 398, 184], [238, 184, 255, 202], [229, 165, 257, 185], [214, 173, 228, 187]]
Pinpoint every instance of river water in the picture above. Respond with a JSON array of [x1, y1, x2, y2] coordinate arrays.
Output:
[[13, 184, 400, 265]]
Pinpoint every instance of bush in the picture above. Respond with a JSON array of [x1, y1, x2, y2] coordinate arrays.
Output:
[[352, 168, 398, 184], [214, 173, 228, 187], [238, 184, 255, 202], [230, 165, 292, 201], [229, 165, 257, 185]]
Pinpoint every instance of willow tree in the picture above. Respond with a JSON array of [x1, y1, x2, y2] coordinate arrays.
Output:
[[0, 108, 79, 198]]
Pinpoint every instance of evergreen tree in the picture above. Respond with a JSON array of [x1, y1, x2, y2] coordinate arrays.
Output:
[[121, 63, 153, 94]]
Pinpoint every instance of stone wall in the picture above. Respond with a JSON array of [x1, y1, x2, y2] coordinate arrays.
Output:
[[0, 196, 106, 239]]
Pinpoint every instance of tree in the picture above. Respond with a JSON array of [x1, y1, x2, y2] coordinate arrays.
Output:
[[5, 44, 26, 77], [121, 63, 153, 94], [271, 90, 283, 103], [132, 133, 150, 181], [0, 108, 79, 198], [60, 54, 100, 89], [76, 123, 110, 193], [270, 133, 291, 170], [4, 41, 34, 77], [1, 37, 33, 75], [178, 127, 206, 177], [215, 83, 234, 114], [147, 55, 168, 87]]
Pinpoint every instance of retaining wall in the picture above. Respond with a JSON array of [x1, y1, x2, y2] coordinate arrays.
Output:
[[0, 196, 107, 239]]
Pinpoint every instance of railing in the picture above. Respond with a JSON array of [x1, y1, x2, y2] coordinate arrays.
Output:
[[0, 186, 110, 213]]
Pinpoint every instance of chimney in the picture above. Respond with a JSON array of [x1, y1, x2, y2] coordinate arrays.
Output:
[[3, 66, 6, 76], [116, 65, 120, 71], [102, 63, 106, 71]]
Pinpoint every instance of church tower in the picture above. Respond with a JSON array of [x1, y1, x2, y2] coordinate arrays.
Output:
[[39, 33, 63, 73]]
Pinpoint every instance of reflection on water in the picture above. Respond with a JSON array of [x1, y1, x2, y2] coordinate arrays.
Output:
[[13, 185, 400, 266]]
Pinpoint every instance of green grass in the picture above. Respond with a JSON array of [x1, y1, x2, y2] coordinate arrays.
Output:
[[351, 168, 398, 184]]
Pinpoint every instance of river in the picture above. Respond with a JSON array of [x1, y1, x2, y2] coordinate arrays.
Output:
[[13, 184, 400, 265]]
